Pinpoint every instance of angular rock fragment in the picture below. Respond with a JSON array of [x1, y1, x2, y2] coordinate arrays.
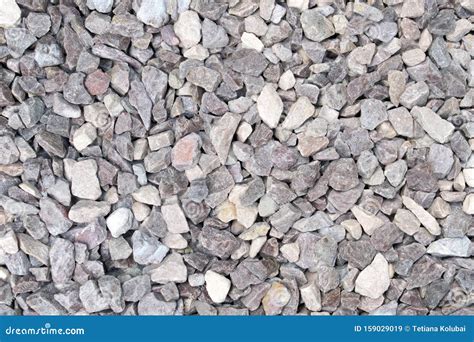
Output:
[[150, 253, 187, 284], [402, 196, 441, 236], [174, 10, 201, 49], [411, 106, 454, 144], [106, 208, 133, 238], [355, 254, 390, 299], [205, 270, 231, 304], [71, 159, 102, 200], [301, 10, 335, 42], [210, 113, 241, 164], [50, 238, 75, 284], [0, 0, 471, 317]]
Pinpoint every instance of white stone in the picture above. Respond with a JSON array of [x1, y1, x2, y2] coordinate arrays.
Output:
[[402, 196, 441, 235], [402, 49, 425, 66], [249, 236, 266, 258], [239, 222, 270, 240], [419, 29, 432, 52], [300, 282, 321, 311], [71, 159, 102, 200], [183, 44, 209, 61], [106, 207, 133, 238], [216, 200, 237, 223], [280, 242, 299, 262], [104, 93, 123, 117], [161, 202, 189, 233], [282, 96, 315, 130], [259, 0, 275, 21], [0, 230, 18, 254], [426, 237, 471, 257], [341, 219, 362, 239], [463, 169, 474, 187], [205, 270, 231, 304], [188, 273, 205, 287], [136, 0, 168, 28], [163, 233, 188, 249], [278, 70, 296, 90], [241, 32, 264, 52], [87, 0, 113, 13], [393, 209, 420, 235], [132, 185, 161, 206], [0, 0, 21, 28], [237, 122, 252, 142], [355, 253, 390, 299], [350, 206, 384, 236], [461, 0, 474, 12], [400, 0, 424, 18], [257, 84, 283, 128], [174, 10, 201, 49], [151, 253, 187, 284], [73, 123, 97, 151], [287, 0, 309, 10], [236, 205, 258, 228], [132, 202, 150, 221], [148, 131, 174, 151], [411, 106, 454, 144], [463, 193, 474, 214]]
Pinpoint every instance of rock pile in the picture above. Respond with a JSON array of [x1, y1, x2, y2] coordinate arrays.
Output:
[[0, 0, 472, 316]]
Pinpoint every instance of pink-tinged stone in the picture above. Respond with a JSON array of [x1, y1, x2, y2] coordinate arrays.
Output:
[[171, 133, 202, 171], [85, 70, 110, 96]]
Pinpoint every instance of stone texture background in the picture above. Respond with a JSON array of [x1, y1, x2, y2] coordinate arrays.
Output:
[[0, 0, 472, 316]]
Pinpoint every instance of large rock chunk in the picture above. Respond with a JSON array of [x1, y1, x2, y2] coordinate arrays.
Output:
[[138, 293, 176, 315], [199, 226, 239, 259], [161, 202, 189, 233], [0, 0, 21, 28], [71, 159, 102, 200], [329, 159, 359, 191], [355, 253, 390, 299], [402, 196, 441, 236], [257, 84, 283, 128], [210, 113, 241, 164], [132, 230, 169, 265], [406, 256, 445, 290], [0, 136, 20, 165], [50, 238, 75, 284], [282, 97, 314, 130], [150, 253, 187, 284], [360, 99, 387, 130], [106, 207, 133, 238], [79, 280, 110, 313], [228, 49, 269, 76], [426, 237, 470, 257], [205, 270, 231, 303], [63, 73, 93, 105], [411, 106, 454, 143], [262, 282, 291, 315], [39, 198, 73, 236], [186, 66, 222, 92], [136, 0, 168, 28], [68, 200, 111, 223], [174, 10, 201, 48], [171, 133, 202, 171], [301, 10, 335, 42]]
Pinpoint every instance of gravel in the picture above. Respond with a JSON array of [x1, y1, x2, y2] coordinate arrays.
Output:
[[0, 0, 472, 317]]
